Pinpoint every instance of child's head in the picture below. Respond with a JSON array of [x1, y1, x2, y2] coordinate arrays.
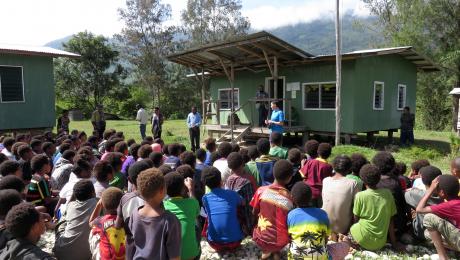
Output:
[[31, 154, 50, 175], [41, 142, 56, 157], [256, 138, 270, 155], [218, 142, 232, 158], [164, 172, 185, 197], [73, 158, 92, 178], [359, 164, 381, 189], [371, 151, 395, 176], [248, 145, 260, 161], [105, 152, 124, 172], [73, 179, 95, 201], [350, 155, 367, 176], [180, 151, 196, 168], [273, 159, 293, 185], [317, 143, 332, 159], [304, 140, 319, 158], [227, 152, 244, 171], [62, 150, 76, 162], [167, 143, 181, 157], [201, 166, 222, 189], [395, 162, 407, 176], [93, 161, 114, 183], [270, 132, 283, 146], [130, 143, 141, 160], [2, 137, 15, 151], [143, 136, 154, 144], [231, 143, 240, 153], [114, 141, 128, 156], [210, 151, 220, 165], [158, 164, 173, 176], [332, 155, 352, 176], [162, 144, 170, 156], [101, 187, 123, 212], [149, 152, 164, 168], [196, 148, 207, 163], [239, 148, 250, 164], [0, 175, 26, 194], [17, 145, 34, 161], [5, 203, 45, 244], [176, 165, 194, 179], [287, 148, 302, 165], [438, 175, 459, 200], [0, 160, 21, 178], [137, 144, 153, 159], [450, 157, 460, 178], [204, 138, 216, 152], [137, 168, 165, 206], [127, 138, 136, 147], [0, 189, 22, 219], [30, 139, 43, 154], [291, 182, 312, 208], [420, 166, 442, 188], [411, 159, 430, 176], [128, 160, 152, 187]]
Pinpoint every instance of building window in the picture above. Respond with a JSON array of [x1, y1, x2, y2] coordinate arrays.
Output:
[[373, 81, 384, 110], [397, 84, 406, 110], [0, 66, 24, 103], [218, 88, 239, 110], [303, 82, 336, 109]]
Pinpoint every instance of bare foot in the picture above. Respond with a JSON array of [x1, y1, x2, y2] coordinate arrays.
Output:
[[261, 252, 272, 260], [273, 252, 281, 260]]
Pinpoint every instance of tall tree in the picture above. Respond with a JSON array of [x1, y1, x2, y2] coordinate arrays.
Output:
[[55, 31, 123, 112], [116, 0, 175, 107], [362, 0, 460, 130]]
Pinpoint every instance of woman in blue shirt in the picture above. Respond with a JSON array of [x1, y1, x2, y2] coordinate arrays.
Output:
[[266, 101, 284, 133]]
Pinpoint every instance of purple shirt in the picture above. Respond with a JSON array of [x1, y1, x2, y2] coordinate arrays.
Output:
[[121, 156, 136, 176]]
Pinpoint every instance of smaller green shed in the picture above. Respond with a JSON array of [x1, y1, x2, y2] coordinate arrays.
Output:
[[0, 44, 79, 133]]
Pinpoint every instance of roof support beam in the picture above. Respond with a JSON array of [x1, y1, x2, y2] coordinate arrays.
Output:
[[253, 42, 291, 60], [263, 50, 274, 77], [236, 46, 265, 60]]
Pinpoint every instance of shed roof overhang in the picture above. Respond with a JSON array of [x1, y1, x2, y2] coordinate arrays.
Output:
[[167, 31, 313, 75], [0, 44, 80, 58]]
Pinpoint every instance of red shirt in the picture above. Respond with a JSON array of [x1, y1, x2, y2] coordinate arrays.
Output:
[[250, 183, 293, 251], [431, 199, 460, 229], [300, 158, 333, 199], [90, 214, 126, 260]]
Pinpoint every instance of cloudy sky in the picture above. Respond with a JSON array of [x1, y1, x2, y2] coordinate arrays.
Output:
[[0, 0, 370, 46]]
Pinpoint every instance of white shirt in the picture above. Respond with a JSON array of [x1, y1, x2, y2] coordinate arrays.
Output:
[[213, 158, 231, 183], [1, 149, 15, 161], [136, 108, 149, 125]]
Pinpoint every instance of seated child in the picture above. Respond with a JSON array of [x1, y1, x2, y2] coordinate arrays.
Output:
[[213, 142, 232, 183], [164, 143, 181, 169], [0, 189, 23, 250], [105, 152, 126, 189], [125, 168, 181, 260], [164, 172, 200, 260], [405, 166, 442, 240], [251, 159, 294, 259], [350, 164, 402, 251], [255, 138, 279, 186], [0, 160, 22, 179], [269, 132, 288, 159], [244, 145, 261, 186], [0, 203, 53, 259], [348, 153, 367, 191], [0, 175, 26, 194], [395, 162, 410, 191], [322, 155, 359, 237], [54, 179, 98, 260], [410, 159, 430, 188], [93, 161, 114, 198], [416, 174, 460, 260], [202, 166, 244, 253], [288, 182, 350, 260], [286, 148, 304, 191], [225, 152, 256, 234], [26, 155, 57, 215], [89, 187, 126, 260]]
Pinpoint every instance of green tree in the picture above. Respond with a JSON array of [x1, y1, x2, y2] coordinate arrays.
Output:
[[362, 0, 460, 130], [55, 31, 123, 113], [116, 0, 175, 107]]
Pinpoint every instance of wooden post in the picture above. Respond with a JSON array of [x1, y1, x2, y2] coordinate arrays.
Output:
[[201, 67, 206, 122], [334, 0, 342, 146], [230, 64, 235, 142]]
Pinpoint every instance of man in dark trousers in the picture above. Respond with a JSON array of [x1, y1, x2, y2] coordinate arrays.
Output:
[[91, 105, 106, 139], [187, 106, 202, 152], [256, 85, 269, 127], [400, 106, 415, 146]]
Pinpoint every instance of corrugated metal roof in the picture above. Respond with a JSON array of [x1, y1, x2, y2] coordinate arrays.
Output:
[[0, 43, 80, 58]]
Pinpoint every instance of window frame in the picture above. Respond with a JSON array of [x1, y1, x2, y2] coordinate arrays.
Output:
[[373, 81, 384, 111], [218, 88, 240, 111], [302, 81, 336, 110], [0, 65, 25, 103], [397, 84, 406, 110]]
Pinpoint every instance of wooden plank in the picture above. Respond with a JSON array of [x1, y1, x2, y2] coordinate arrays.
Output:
[[236, 46, 265, 60], [253, 42, 291, 60], [262, 50, 274, 77]]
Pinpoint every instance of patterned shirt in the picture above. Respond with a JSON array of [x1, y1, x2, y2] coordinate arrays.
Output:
[[26, 174, 51, 205], [225, 174, 256, 234], [90, 214, 126, 260]]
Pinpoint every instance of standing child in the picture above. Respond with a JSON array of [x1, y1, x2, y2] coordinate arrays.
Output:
[[201, 167, 244, 253], [251, 160, 294, 260], [164, 172, 200, 260], [125, 168, 181, 260], [89, 187, 126, 260]]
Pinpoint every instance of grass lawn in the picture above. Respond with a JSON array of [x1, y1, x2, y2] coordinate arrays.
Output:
[[66, 120, 455, 173]]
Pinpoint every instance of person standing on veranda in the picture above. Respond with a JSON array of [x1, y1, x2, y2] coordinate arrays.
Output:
[[265, 101, 284, 134], [91, 105, 106, 139], [255, 85, 269, 127], [136, 104, 149, 140], [187, 106, 202, 152], [152, 107, 164, 139]]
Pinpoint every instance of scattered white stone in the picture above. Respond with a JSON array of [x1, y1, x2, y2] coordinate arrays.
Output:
[[361, 251, 380, 259], [430, 254, 440, 260]]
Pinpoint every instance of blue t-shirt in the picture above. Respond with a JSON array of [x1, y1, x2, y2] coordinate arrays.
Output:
[[202, 188, 244, 243], [204, 151, 212, 166], [164, 156, 180, 169], [270, 109, 284, 133]]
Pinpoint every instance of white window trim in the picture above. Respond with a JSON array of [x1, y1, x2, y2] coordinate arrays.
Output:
[[373, 81, 384, 111], [0, 65, 25, 103], [218, 88, 240, 111], [302, 81, 336, 110], [397, 84, 406, 110]]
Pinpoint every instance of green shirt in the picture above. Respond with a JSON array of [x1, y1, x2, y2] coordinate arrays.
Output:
[[346, 174, 364, 191], [245, 161, 260, 186], [350, 188, 397, 251], [164, 197, 200, 260], [109, 172, 125, 190], [269, 146, 288, 159]]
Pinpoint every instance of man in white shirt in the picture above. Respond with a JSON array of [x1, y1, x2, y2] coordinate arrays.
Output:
[[136, 104, 149, 140]]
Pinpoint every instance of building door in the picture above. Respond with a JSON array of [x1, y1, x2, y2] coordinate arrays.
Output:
[[266, 76, 285, 111]]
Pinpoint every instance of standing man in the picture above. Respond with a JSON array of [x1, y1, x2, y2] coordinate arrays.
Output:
[[256, 85, 269, 127], [266, 101, 284, 134], [91, 105, 106, 139], [400, 106, 415, 146], [187, 106, 202, 152], [57, 110, 70, 134], [151, 107, 164, 139], [136, 104, 148, 140]]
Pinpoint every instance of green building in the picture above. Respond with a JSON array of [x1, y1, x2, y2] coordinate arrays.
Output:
[[169, 31, 438, 142], [0, 44, 79, 133]]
